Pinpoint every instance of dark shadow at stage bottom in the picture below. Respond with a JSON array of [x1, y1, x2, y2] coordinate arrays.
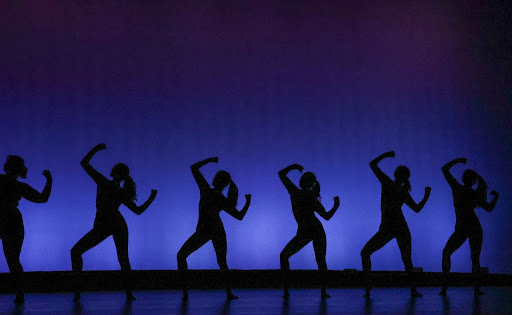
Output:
[[0, 287, 511, 314]]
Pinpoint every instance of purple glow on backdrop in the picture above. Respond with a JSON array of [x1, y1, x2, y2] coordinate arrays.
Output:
[[0, 2, 511, 273]]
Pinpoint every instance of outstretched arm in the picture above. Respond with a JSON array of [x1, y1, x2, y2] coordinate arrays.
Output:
[[405, 187, 431, 213], [315, 196, 340, 220], [278, 164, 303, 193], [21, 170, 52, 203], [81, 143, 108, 184], [125, 189, 158, 215], [441, 158, 466, 188], [477, 176, 499, 212], [191, 157, 218, 190], [223, 194, 251, 220], [370, 151, 394, 184]]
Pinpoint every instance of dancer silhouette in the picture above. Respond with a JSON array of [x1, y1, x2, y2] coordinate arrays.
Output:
[[439, 158, 499, 296], [278, 164, 340, 299], [360, 151, 430, 298], [177, 157, 251, 301], [70, 143, 157, 302], [0, 155, 52, 304]]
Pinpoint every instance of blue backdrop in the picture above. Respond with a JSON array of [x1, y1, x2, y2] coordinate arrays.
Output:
[[0, 1, 511, 273]]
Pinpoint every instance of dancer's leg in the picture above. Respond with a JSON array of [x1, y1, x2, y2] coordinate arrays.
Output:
[[3, 225, 25, 304], [312, 231, 329, 298], [469, 225, 484, 295], [396, 227, 421, 297], [113, 220, 135, 301], [177, 232, 210, 301], [212, 228, 237, 299], [360, 228, 394, 297], [280, 235, 310, 299], [70, 227, 110, 301], [440, 230, 467, 295]]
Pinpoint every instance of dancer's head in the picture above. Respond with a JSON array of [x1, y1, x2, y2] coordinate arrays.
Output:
[[110, 163, 137, 201], [212, 170, 231, 190], [299, 172, 317, 191], [4, 155, 27, 179], [462, 169, 478, 187], [213, 170, 238, 207], [394, 165, 411, 192]]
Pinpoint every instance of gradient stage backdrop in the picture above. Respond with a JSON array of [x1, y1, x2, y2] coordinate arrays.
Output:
[[0, 1, 511, 274]]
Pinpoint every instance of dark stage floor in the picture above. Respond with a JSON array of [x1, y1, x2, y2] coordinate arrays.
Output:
[[0, 287, 511, 314]]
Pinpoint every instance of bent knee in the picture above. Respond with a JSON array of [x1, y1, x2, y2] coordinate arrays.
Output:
[[280, 251, 290, 262], [177, 250, 188, 262], [442, 248, 452, 258], [70, 246, 81, 258]]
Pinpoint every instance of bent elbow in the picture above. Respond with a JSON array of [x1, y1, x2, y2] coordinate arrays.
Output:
[[33, 197, 48, 204]]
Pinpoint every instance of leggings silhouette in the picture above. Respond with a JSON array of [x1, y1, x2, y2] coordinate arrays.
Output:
[[70, 143, 157, 302], [177, 157, 251, 301], [440, 158, 498, 295], [278, 164, 339, 299], [0, 155, 52, 304], [360, 151, 430, 297]]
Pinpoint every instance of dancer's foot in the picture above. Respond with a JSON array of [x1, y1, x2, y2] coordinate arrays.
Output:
[[474, 288, 485, 296], [227, 293, 238, 300], [363, 288, 371, 298], [411, 289, 423, 297], [181, 289, 189, 302], [14, 292, 24, 305], [321, 290, 331, 299], [282, 290, 290, 300], [126, 292, 136, 301], [73, 292, 81, 303], [439, 288, 447, 296]]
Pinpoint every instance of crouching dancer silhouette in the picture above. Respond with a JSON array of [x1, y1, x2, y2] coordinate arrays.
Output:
[[0, 156, 52, 304], [177, 157, 251, 301], [440, 158, 499, 296], [360, 151, 430, 298], [70, 143, 157, 302], [278, 164, 340, 299]]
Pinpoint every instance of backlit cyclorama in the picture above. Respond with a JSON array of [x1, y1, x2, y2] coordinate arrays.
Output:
[[0, 2, 510, 279]]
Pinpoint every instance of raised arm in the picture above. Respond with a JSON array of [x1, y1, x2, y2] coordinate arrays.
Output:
[[441, 158, 466, 188], [315, 196, 340, 220], [81, 143, 108, 184], [476, 176, 499, 212], [405, 187, 431, 213], [124, 189, 158, 215], [223, 194, 251, 220], [191, 157, 218, 190], [370, 151, 394, 184], [20, 170, 52, 203], [278, 164, 303, 193]]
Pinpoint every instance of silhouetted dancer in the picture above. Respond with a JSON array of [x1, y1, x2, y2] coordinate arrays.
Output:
[[360, 151, 431, 298], [439, 158, 499, 296], [0, 155, 52, 304], [70, 143, 157, 302], [279, 164, 340, 299], [177, 157, 251, 301]]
